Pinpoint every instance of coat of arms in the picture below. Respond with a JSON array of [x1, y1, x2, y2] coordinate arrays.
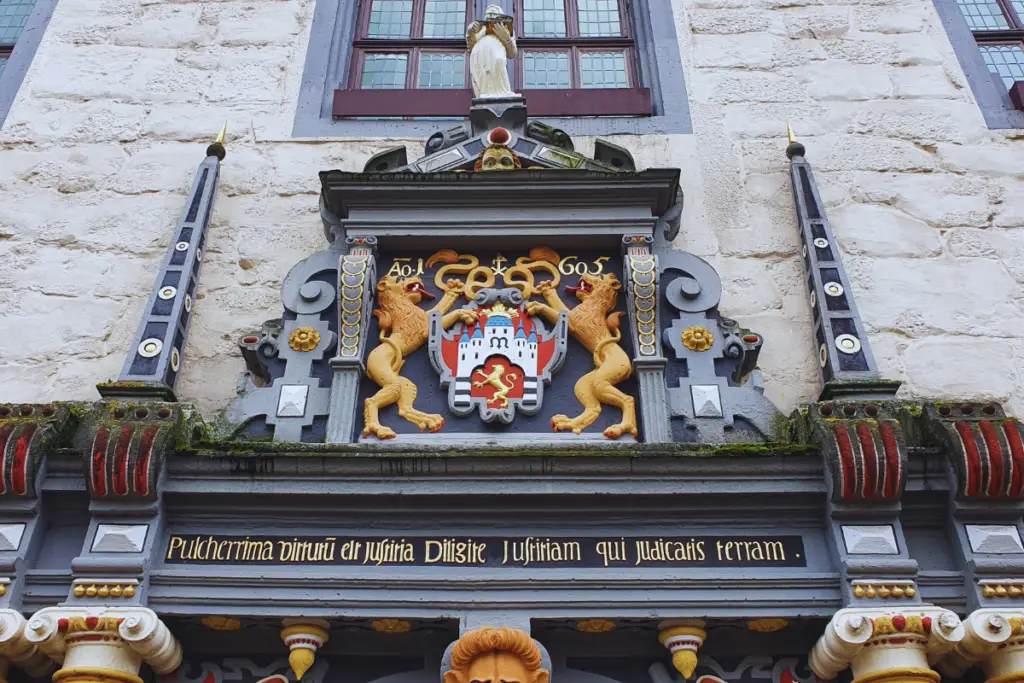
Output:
[[429, 288, 567, 424]]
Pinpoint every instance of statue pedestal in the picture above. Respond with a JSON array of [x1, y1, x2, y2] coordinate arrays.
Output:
[[470, 96, 527, 135]]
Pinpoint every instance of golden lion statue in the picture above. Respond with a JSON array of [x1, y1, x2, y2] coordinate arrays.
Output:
[[363, 275, 477, 439], [525, 273, 637, 439]]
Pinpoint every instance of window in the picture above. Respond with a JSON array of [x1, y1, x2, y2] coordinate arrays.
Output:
[[333, 0, 652, 117], [294, 0, 691, 135], [0, 0, 37, 77], [0, 0, 55, 127], [955, 0, 1024, 93]]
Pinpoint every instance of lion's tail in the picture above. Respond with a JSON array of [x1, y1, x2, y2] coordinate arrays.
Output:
[[378, 330, 405, 373], [592, 312, 624, 365]]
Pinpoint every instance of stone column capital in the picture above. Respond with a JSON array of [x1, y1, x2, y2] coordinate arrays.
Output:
[[938, 609, 1024, 683], [24, 606, 181, 681], [0, 609, 55, 678], [810, 607, 964, 683]]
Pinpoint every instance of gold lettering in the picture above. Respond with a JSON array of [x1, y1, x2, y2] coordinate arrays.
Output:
[[766, 541, 785, 562], [167, 537, 183, 560], [425, 540, 442, 563]]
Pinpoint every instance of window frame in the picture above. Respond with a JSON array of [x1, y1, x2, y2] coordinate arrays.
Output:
[[934, 0, 1024, 127], [333, 0, 652, 117], [292, 0, 691, 136]]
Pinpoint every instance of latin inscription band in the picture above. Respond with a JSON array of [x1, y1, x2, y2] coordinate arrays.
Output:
[[164, 535, 806, 568]]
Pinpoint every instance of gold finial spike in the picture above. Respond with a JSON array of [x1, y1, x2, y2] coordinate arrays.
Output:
[[207, 121, 228, 161], [787, 121, 796, 144]]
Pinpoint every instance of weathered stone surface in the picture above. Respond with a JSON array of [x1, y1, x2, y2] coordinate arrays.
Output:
[[891, 65, 961, 99], [855, 6, 925, 33], [692, 34, 775, 69], [783, 7, 851, 38], [796, 61, 893, 100], [902, 337, 1017, 403], [830, 203, 943, 257], [856, 258, 1022, 337]]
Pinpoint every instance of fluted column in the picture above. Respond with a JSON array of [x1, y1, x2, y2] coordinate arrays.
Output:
[[810, 607, 964, 683], [24, 607, 181, 683], [938, 610, 1024, 683]]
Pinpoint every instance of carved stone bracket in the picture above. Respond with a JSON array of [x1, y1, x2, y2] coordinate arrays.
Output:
[[659, 251, 779, 443], [658, 620, 706, 680], [810, 607, 964, 683], [921, 403, 1024, 501], [25, 607, 182, 683], [78, 403, 182, 501], [0, 403, 73, 499], [803, 402, 908, 504]]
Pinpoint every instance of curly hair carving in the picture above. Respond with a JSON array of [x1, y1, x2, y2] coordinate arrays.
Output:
[[449, 627, 543, 671]]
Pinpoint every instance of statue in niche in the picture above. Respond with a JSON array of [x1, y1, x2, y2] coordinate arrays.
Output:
[[443, 627, 550, 683], [466, 5, 519, 99]]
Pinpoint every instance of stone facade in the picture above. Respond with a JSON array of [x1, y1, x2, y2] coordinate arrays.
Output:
[[0, 0, 1022, 419]]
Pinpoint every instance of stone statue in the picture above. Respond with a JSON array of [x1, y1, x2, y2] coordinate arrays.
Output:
[[443, 627, 550, 683], [466, 5, 518, 99]]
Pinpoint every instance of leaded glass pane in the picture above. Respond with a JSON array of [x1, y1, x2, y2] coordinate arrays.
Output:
[[953, 0, 1009, 30], [523, 0, 566, 37], [0, 57, 6, 78], [523, 52, 570, 88], [577, 0, 621, 36], [423, 0, 465, 37], [366, 0, 412, 38], [1012, 0, 1024, 20], [580, 52, 627, 87], [418, 53, 465, 88], [981, 44, 1024, 89], [361, 53, 409, 88], [0, 0, 36, 45]]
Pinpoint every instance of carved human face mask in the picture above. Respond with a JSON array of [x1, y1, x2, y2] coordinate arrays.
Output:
[[478, 145, 519, 171]]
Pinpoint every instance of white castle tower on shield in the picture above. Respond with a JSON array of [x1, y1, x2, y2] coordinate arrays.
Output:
[[452, 302, 540, 410]]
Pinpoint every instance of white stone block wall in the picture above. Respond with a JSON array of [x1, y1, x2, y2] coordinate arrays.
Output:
[[0, 0, 1021, 418]]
